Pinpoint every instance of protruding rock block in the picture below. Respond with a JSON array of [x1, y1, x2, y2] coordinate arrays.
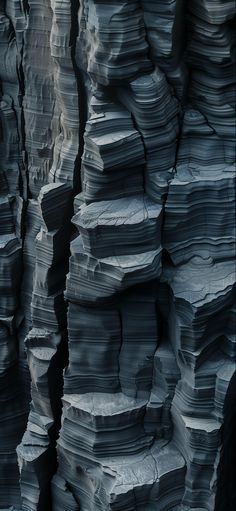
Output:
[[66, 236, 162, 305], [172, 404, 221, 510], [17, 326, 66, 510], [25, 329, 64, 420], [17, 425, 57, 511], [82, 105, 145, 203], [56, 436, 185, 510], [164, 257, 235, 368], [77, 0, 152, 85], [58, 393, 153, 460], [74, 194, 162, 258]]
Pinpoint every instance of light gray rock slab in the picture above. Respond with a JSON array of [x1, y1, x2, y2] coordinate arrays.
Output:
[[56, 437, 185, 510], [73, 194, 162, 258], [66, 235, 162, 305]]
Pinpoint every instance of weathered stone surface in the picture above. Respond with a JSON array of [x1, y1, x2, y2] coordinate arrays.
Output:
[[0, 0, 235, 510]]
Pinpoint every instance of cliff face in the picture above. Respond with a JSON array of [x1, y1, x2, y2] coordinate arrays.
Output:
[[0, 1, 235, 510]]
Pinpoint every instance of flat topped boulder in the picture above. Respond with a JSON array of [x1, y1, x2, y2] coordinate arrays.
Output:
[[59, 393, 152, 459], [83, 129, 144, 171], [63, 392, 147, 417], [164, 257, 235, 308], [75, 194, 160, 228], [73, 194, 162, 257], [56, 439, 185, 510], [181, 415, 220, 434], [108, 441, 185, 494], [66, 236, 162, 305]]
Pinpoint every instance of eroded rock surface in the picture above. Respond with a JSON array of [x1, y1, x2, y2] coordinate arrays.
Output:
[[0, 1, 235, 510]]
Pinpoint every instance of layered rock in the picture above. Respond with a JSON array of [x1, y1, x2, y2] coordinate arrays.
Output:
[[11, 0, 80, 508], [164, 165, 235, 265], [0, 4, 28, 507], [81, 100, 145, 203], [0, 0, 235, 510], [17, 183, 72, 509]]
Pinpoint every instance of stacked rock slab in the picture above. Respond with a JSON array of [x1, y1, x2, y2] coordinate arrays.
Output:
[[53, 1, 186, 506], [0, 4, 28, 508], [17, 183, 72, 510], [55, 125, 186, 508], [161, 259, 235, 509], [15, 0, 80, 509], [55, 0, 235, 509], [117, 68, 180, 201], [161, 1, 236, 509], [0, 0, 235, 510]]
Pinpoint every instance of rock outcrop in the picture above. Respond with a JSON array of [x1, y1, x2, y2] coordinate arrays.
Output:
[[0, 1, 235, 510]]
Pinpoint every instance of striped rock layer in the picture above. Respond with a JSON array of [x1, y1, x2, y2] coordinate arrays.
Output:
[[0, 1, 235, 510]]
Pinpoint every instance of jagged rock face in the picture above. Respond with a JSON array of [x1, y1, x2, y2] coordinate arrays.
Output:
[[0, 1, 235, 510]]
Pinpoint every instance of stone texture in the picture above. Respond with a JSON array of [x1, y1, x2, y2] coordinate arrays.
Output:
[[0, 0, 235, 510]]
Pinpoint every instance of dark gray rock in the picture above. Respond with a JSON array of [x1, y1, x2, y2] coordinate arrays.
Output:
[[0, 0, 235, 510]]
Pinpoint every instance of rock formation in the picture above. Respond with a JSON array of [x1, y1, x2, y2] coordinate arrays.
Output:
[[0, 1, 235, 510]]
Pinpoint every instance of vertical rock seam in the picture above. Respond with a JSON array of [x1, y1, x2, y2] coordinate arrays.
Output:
[[0, 1, 235, 511]]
